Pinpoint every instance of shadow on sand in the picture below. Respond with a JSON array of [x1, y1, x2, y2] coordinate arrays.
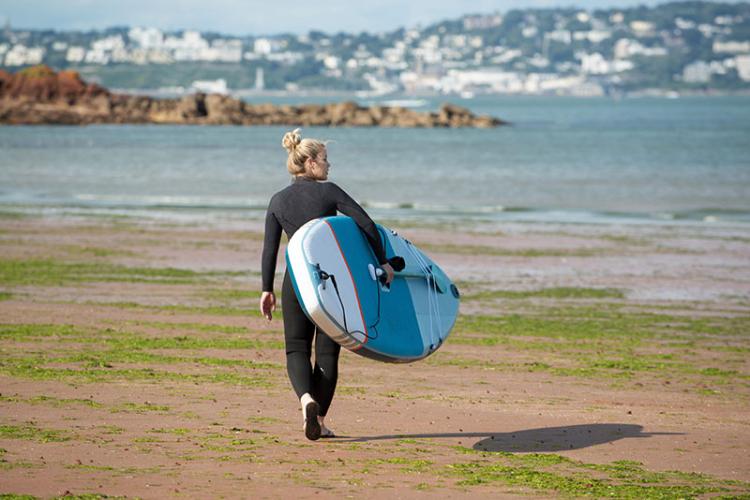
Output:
[[335, 424, 681, 452]]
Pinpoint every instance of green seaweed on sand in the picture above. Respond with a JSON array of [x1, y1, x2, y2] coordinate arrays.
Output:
[[200, 288, 263, 301], [60, 245, 137, 258], [439, 307, 750, 385], [0, 355, 274, 387], [60, 350, 282, 370], [148, 427, 191, 436], [454, 307, 750, 343], [445, 451, 750, 498], [419, 242, 605, 257], [463, 287, 625, 301], [64, 463, 163, 476], [90, 301, 266, 317], [0, 257, 243, 286], [0, 394, 103, 409], [0, 323, 283, 350], [366, 457, 433, 473], [121, 320, 251, 334], [0, 460, 42, 471], [0, 210, 29, 219], [0, 324, 81, 340], [0, 424, 72, 443]]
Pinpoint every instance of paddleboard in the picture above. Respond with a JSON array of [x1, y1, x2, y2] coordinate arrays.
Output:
[[286, 216, 460, 363]]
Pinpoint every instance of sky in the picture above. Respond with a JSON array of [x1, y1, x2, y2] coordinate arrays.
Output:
[[0, 0, 731, 35]]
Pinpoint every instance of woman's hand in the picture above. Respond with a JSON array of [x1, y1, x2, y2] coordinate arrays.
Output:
[[260, 291, 276, 321], [381, 262, 395, 285]]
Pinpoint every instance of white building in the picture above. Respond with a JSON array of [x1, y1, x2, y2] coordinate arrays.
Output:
[[444, 34, 467, 49], [697, 24, 725, 38], [92, 35, 125, 52], [630, 20, 656, 37], [400, 70, 442, 92], [528, 54, 550, 68], [84, 49, 110, 65], [165, 31, 208, 51], [438, 69, 525, 94], [675, 17, 696, 30], [463, 14, 502, 31], [683, 61, 711, 83], [579, 52, 634, 74], [715, 15, 739, 26], [572, 30, 612, 43], [191, 79, 228, 94], [382, 45, 407, 69], [321, 54, 340, 69], [524, 73, 569, 94], [735, 54, 750, 81], [4, 44, 45, 66], [162, 31, 211, 62], [123, 48, 172, 65], [267, 52, 304, 65], [129, 27, 164, 49], [66, 46, 86, 63], [489, 48, 522, 65], [414, 45, 442, 65], [614, 39, 668, 59], [110, 47, 134, 63], [210, 39, 242, 63], [713, 40, 750, 54], [254, 38, 280, 55], [545, 30, 572, 45]]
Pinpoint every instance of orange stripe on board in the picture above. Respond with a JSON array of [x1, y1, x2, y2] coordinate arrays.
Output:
[[323, 220, 368, 349]]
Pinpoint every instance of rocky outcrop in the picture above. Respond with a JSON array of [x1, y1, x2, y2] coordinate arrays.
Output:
[[0, 65, 507, 127]]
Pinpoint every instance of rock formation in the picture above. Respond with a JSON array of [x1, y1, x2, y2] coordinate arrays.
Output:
[[0, 65, 506, 127]]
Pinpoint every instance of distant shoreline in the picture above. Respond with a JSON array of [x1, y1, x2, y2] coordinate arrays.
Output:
[[108, 87, 750, 100], [0, 66, 506, 127]]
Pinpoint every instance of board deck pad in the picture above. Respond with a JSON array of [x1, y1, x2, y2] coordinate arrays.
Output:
[[286, 216, 459, 362]]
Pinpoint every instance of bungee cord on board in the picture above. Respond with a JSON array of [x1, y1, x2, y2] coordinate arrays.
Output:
[[316, 266, 382, 342], [404, 240, 442, 349]]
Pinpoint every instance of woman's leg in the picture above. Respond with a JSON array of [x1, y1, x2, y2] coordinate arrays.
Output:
[[281, 272, 315, 399], [282, 272, 322, 440], [313, 329, 341, 417]]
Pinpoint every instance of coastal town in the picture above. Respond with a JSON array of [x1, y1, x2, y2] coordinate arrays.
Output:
[[1, 2, 750, 95]]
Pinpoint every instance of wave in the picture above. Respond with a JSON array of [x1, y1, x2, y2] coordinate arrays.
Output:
[[361, 203, 750, 224], [70, 193, 269, 211], [2, 193, 749, 225]]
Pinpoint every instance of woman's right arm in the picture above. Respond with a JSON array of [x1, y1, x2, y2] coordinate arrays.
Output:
[[260, 205, 282, 320], [328, 182, 394, 284]]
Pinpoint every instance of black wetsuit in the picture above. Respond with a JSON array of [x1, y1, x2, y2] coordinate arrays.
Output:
[[261, 176, 387, 416]]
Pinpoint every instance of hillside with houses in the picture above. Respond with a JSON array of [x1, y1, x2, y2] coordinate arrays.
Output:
[[1, 1, 749, 95]]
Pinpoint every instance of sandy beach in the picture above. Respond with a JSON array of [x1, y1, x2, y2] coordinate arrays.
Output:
[[1, 209, 749, 498]]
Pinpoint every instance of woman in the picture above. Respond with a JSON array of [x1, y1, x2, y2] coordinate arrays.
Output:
[[259, 128, 394, 441]]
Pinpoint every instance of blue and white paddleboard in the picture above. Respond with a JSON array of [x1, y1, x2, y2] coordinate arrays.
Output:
[[286, 216, 460, 363]]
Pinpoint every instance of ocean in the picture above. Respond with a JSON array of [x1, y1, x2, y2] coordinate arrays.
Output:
[[1, 95, 749, 225]]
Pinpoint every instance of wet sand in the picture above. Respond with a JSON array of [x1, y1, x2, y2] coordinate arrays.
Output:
[[1, 210, 749, 498]]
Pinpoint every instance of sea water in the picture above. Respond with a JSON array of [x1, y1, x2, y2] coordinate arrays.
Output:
[[1, 95, 749, 225]]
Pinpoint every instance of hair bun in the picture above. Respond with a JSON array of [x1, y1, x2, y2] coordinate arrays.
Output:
[[282, 128, 302, 154]]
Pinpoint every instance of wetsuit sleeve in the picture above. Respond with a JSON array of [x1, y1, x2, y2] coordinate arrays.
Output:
[[329, 183, 388, 265], [261, 204, 282, 292]]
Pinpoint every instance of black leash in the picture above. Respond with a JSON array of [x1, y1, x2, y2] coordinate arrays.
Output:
[[317, 266, 382, 341]]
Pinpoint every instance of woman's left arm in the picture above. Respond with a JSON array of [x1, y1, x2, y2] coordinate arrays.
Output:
[[260, 205, 282, 320]]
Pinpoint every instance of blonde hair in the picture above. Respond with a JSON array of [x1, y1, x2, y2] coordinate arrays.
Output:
[[282, 128, 326, 176]]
